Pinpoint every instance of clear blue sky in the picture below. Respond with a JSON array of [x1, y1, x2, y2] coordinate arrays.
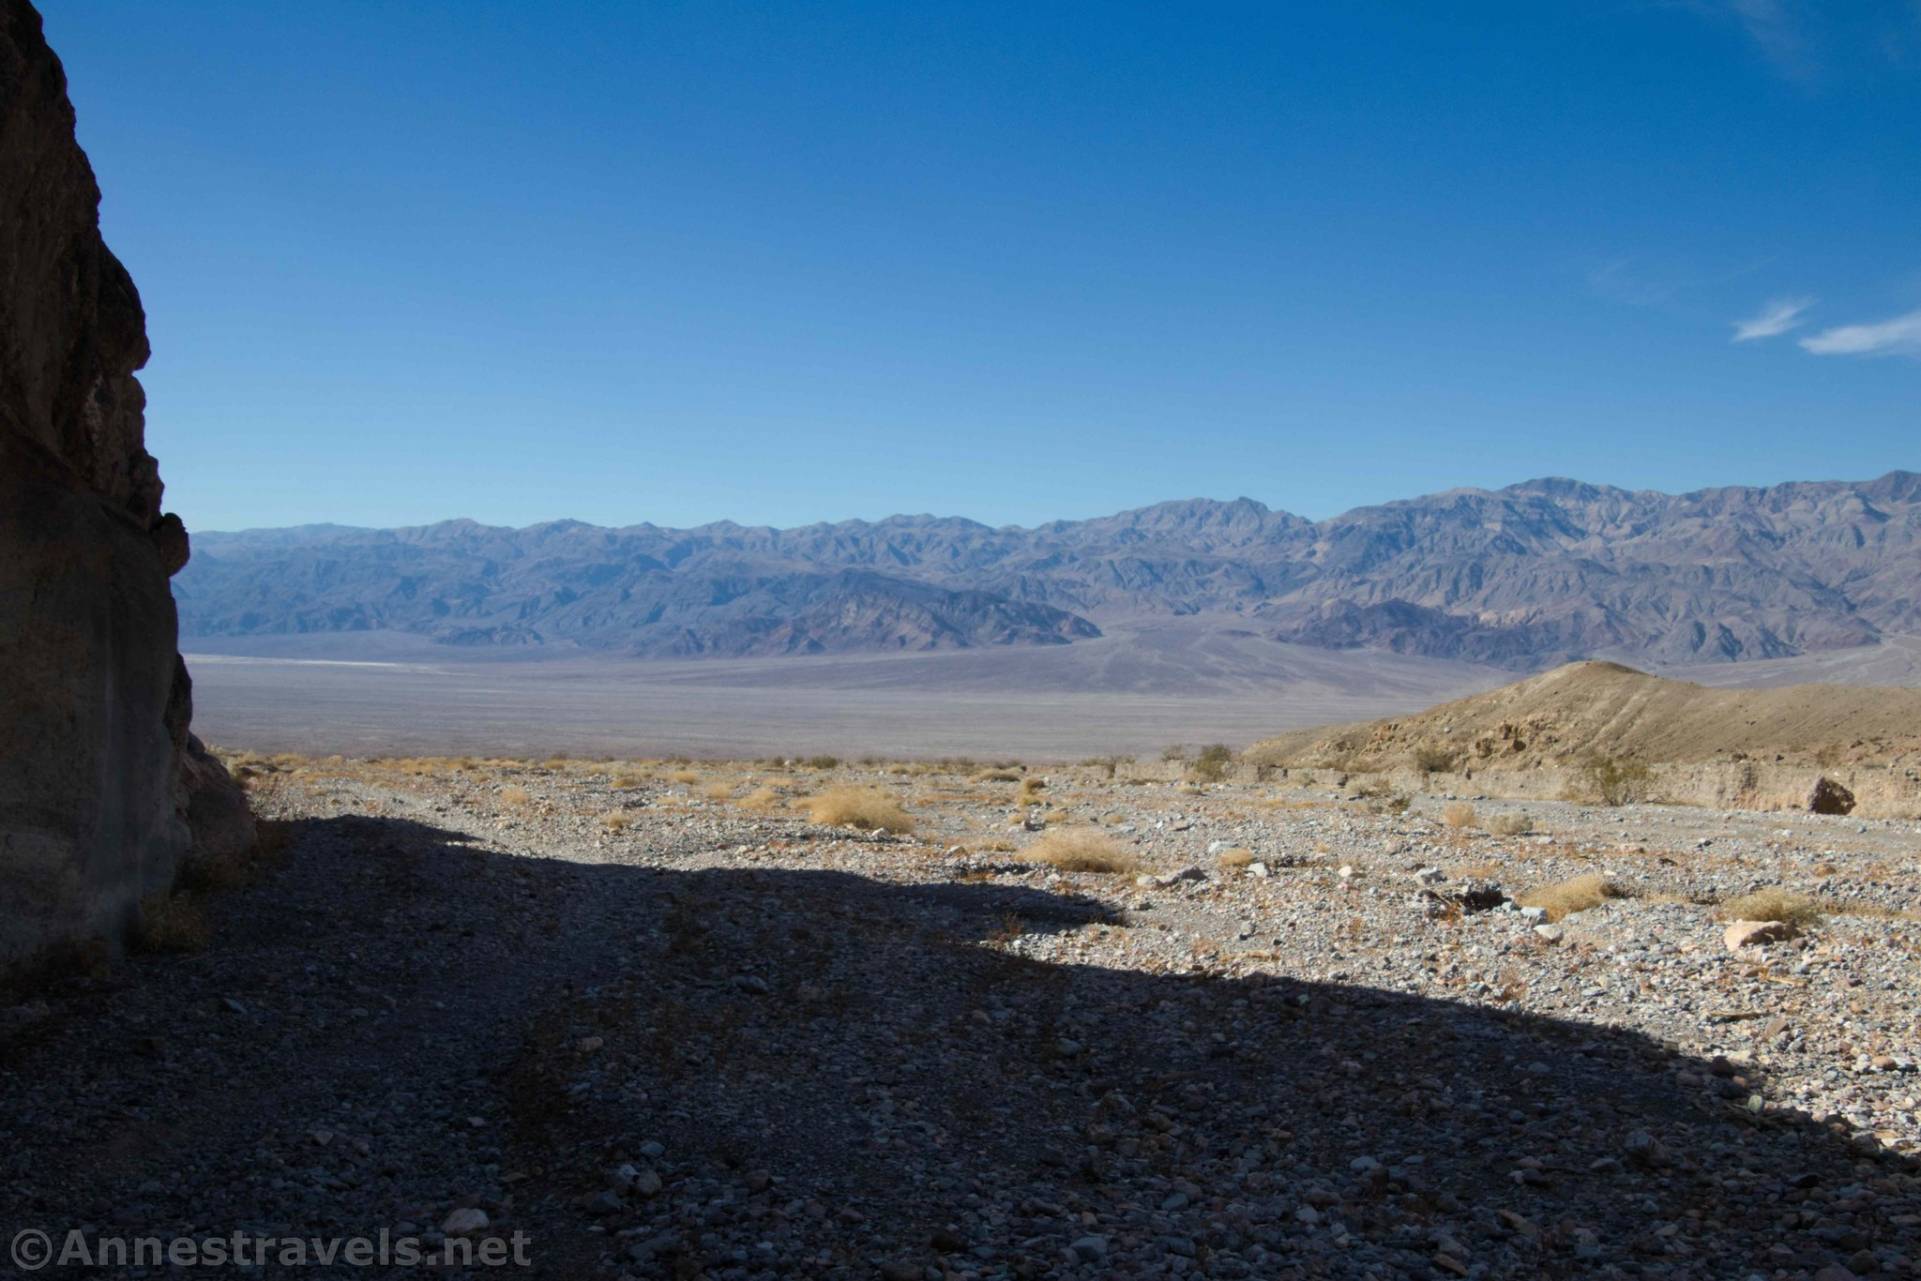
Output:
[[45, 0, 1921, 532]]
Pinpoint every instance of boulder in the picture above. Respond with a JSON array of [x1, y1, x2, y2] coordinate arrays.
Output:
[[1807, 777, 1856, 816], [1724, 919, 1794, 952], [0, 0, 248, 969]]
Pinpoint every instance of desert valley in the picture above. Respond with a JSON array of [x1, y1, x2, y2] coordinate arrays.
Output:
[[5, 2, 1920, 1279]]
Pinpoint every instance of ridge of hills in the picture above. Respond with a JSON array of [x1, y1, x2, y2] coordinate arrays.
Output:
[[1249, 660, 1921, 772], [177, 470, 1921, 666]]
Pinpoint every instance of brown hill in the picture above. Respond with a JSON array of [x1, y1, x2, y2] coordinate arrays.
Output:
[[1247, 661, 1921, 814]]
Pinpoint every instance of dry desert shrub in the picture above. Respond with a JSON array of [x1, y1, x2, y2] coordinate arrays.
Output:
[[737, 785, 781, 813], [702, 781, 734, 802], [803, 755, 840, 771], [1719, 888, 1824, 927], [668, 768, 700, 785], [974, 768, 1022, 783], [1487, 812, 1534, 836], [802, 786, 915, 834], [1215, 847, 1256, 870], [1019, 827, 1139, 875], [1015, 777, 1047, 808], [600, 811, 631, 832], [499, 785, 532, 809], [610, 770, 647, 789], [1190, 744, 1235, 783], [1574, 755, 1653, 806], [1517, 873, 1633, 921], [1441, 802, 1478, 829], [135, 891, 209, 953], [1414, 746, 1456, 774]]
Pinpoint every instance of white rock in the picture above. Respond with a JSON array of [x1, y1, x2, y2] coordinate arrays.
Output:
[[1724, 919, 1793, 952], [442, 1207, 489, 1236]]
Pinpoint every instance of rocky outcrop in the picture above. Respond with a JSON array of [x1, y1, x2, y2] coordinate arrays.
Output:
[[1, 0, 248, 969]]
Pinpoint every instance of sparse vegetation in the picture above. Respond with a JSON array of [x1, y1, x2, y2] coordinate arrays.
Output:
[[669, 768, 700, 785], [738, 785, 781, 813], [1517, 873, 1633, 921], [1487, 812, 1533, 836], [1019, 827, 1139, 875], [1576, 755, 1653, 807], [1719, 888, 1824, 927], [134, 891, 209, 953], [1414, 746, 1456, 774], [1015, 777, 1047, 808], [1190, 744, 1235, 783], [499, 785, 532, 809], [702, 781, 733, 802], [803, 755, 840, 771], [802, 786, 914, 833], [1441, 802, 1478, 829], [1215, 847, 1256, 870], [600, 810, 631, 831]]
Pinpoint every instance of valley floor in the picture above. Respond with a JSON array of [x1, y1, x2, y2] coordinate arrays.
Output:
[[3, 756, 1919, 1279], [179, 620, 1504, 759]]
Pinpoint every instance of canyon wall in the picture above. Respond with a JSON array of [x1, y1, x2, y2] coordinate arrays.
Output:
[[1, 0, 249, 968]]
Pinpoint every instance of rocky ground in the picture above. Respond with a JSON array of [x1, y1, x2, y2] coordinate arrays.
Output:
[[2, 752, 1918, 1280]]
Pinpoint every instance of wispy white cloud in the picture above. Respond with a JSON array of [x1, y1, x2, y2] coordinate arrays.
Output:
[[1731, 296, 1813, 341], [1725, 0, 1817, 81], [1587, 257, 1677, 308], [1799, 307, 1921, 357]]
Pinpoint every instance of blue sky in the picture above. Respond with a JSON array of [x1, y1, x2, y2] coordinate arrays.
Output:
[[46, 0, 1921, 531]]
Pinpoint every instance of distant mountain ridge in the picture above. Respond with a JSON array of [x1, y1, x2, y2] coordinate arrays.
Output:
[[177, 470, 1921, 666]]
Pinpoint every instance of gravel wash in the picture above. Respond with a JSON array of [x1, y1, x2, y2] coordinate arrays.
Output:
[[2, 756, 1917, 1280]]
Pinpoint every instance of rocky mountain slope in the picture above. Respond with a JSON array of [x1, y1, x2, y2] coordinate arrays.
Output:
[[179, 471, 1921, 666]]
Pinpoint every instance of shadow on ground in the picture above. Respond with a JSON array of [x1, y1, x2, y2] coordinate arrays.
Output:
[[0, 813, 1914, 1279]]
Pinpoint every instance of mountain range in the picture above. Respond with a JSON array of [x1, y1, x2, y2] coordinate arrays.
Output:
[[176, 470, 1921, 669]]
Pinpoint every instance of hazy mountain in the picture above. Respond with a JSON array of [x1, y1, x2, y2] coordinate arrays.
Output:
[[178, 471, 1921, 666]]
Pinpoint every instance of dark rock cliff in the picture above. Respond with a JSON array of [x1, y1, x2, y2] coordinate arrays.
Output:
[[0, 0, 249, 968]]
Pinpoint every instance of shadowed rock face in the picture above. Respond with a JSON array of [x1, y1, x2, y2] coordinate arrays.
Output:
[[0, 0, 248, 967]]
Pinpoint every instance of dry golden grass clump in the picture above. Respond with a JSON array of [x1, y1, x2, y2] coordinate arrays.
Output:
[[1486, 812, 1533, 836], [600, 810, 631, 832], [1015, 777, 1047, 808], [610, 770, 647, 789], [1441, 802, 1478, 829], [974, 768, 1022, 783], [1517, 873, 1633, 922], [802, 786, 915, 833], [499, 785, 532, 809], [1719, 888, 1824, 927], [669, 769, 700, 785], [135, 891, 209, 953], [1215, 847, 1256, 870], [1019, 827, 1140, 875], [737, 785, 782, 813], [702, 781, 734, 802]]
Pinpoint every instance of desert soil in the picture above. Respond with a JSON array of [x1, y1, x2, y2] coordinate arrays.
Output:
[[2, 754, 1918, 1280]]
